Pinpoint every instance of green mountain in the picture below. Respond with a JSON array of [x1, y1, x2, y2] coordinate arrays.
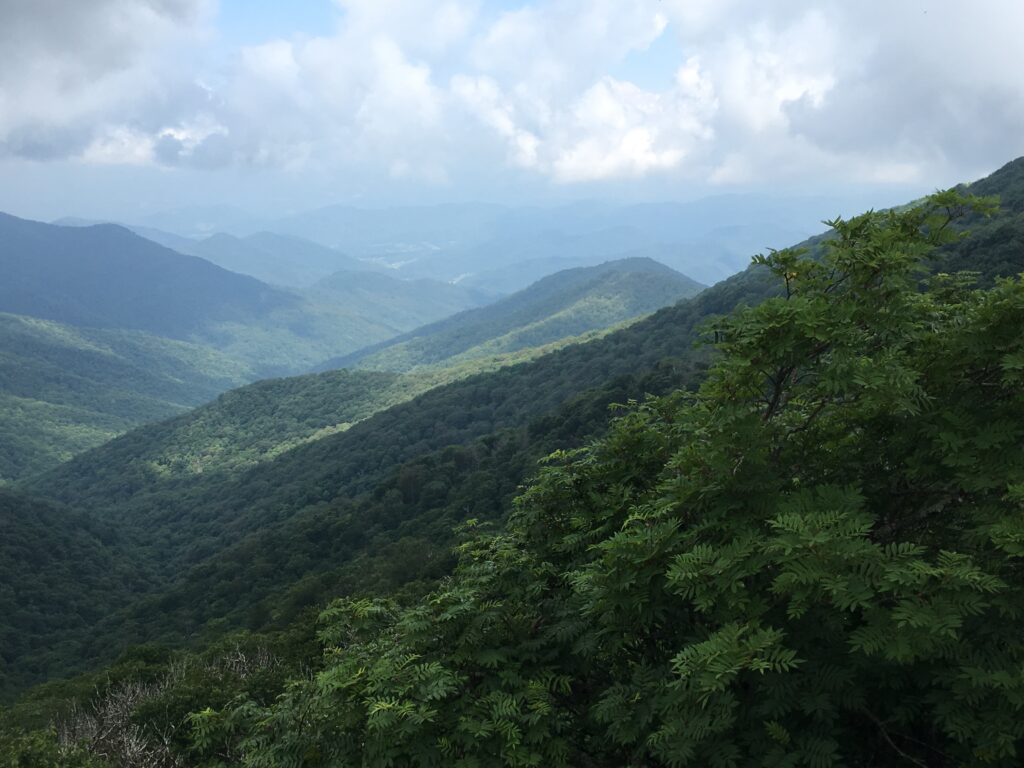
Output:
[[17, 252, 755, 690], [4, 160, 1024, 762], [183, 231, 378, 288], [0, 213, 400, 374], [187, 191, 1024, 766], [51, 368, 420, 484], [0, 312, 253, 483], [0, 242, 671, 485], [326, 257, 705, 373]]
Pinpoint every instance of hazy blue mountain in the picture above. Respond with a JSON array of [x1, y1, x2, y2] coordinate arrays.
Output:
[[325, 257, 705, 373], [52, 216, 199, 253], [393, 226, 659, 286], [430, 229, 798, 292], [65, 194, 876, 298], [133, 204, 266, 238], [2, 212, 295, 335], [266, 196, 835, 256], [270, 201, 508, 254], [255, 195, 850, 293], [182, 231, 380, 288], [311, 270, 495, 330], [0, 212, 400, 373]]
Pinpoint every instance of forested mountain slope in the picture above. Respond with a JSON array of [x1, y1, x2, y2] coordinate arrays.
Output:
[[933, 156, 1024, 279], [19, 259, 771, 681], [182, 192, 1024, 766], [0, 489, 150, 696], [326, 257, 704, 372], [0, 313, 252, 482], [57, 369, 419, 483]]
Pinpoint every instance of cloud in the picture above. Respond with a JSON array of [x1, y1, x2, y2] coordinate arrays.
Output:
[[661, 0, 1024, 184], [0, 0, 212, 162], [470, 0, 667, 99], [1, 0, 1022, 190]]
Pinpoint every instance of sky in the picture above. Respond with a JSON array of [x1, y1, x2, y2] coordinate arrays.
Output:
[[1, 0, 1023, 221]]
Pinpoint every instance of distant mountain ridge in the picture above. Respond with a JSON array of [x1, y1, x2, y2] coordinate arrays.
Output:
[[1, 212, 292, 335], [311, 270, 495, 330], [181, 231, 380, 288], [325, 257, 705, 373], [0, 212, 405, 373], [76, 193, 870, 295]]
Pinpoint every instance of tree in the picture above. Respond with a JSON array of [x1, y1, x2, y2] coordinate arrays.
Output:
[[193, 189, 1024, 766]]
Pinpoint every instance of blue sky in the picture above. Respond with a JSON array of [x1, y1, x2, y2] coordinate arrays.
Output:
[[0, 1, 1022, 220], [214, 1, 339, 47]]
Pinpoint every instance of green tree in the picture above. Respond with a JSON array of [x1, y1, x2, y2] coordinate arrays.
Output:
[[192, 189, 1024, 766]]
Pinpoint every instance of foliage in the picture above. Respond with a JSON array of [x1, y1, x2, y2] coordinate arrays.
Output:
[[0, 632, 315, 768], [185, 190, 1024, 766], [929, 156, 1024, 282], [0, 490, 148, 698], [0, 729, 106, 767]]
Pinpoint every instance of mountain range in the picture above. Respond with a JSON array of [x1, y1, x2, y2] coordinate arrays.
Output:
[[327, 257, 705, 372], [2, 159, 1023, 766], [0, 220, 704, 482]]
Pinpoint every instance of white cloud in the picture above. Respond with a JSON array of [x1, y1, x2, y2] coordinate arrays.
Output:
[[79, 127, 156, 166], [550, 69, 716, 182], [0, 0, 212, 159], [1, 0, 1023, 191]]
